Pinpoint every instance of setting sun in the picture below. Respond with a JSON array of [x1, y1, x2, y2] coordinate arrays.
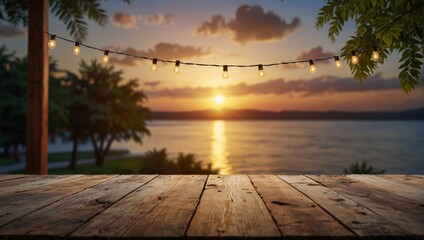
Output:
[[214, 95, 225, 105]]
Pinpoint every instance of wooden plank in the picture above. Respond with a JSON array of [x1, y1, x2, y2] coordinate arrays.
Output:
[[279, 175, 410, 238], [309, 175, 424, 235], [0, 175, 81, 192], [0, 175, 156, 238], [0, 175, 27, 182], [26, 0, 49, 174], [379, 175, 424, 188], [73, 175, 206, 238], [348, 174, 423, 202], [187, 175, 281, 238], [0, 175, 116, 226], [249, 175, 353, 239]]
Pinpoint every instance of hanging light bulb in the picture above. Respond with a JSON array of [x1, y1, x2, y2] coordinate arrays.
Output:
[[222, 65, 229, 79], [334, 56, 342, 69], [48, 35, 56, 49], [73, 42, 80, 55], [258, 64, 264, 77], [351, 51, 358, 64], [371, 46, 379, 62], [151, 58, 158, 72], [174, 60, 180, 73], [102, 50, 109, 63], [309, 60, 316, 74]]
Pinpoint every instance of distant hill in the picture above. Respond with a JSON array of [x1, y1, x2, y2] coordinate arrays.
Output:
[[152, 108, 424, 120]]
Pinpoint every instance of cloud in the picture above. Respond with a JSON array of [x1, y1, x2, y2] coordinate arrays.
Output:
[[143, 81, 161, 88], [112, 12, 174, 29], [108, 43, 211, 66], [284, 46, 335, 69], [195, 5, 300, 44], [112, 12, 136, 28], [146, 74, 409, 98], [297, 46, 334, 60], [138, 13, 174, 26], [0, 24, 25, 37]]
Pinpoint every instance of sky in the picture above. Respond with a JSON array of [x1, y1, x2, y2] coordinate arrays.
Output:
[[1, 0, 423, 111]]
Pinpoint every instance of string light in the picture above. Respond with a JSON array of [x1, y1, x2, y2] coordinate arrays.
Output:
[[152, 58, 158, 71], [371, 46, 379, 62], [48, 35, 56, 49], [41, 4, 423, 80], [334, 56, 342, 69], [258, 64, 264, 77], [351, 51, 358, 65], [174, 60, 180, 73], [102, 50, 109, 63], [309, 60, 316, 74], [73, 42, 80, 55], [222, 65, 229, 79]]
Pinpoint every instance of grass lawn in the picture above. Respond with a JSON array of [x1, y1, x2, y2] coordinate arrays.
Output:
[[48, 149, 129, 163], [48, 156, 141, 174], [0, 149, 129, 166]]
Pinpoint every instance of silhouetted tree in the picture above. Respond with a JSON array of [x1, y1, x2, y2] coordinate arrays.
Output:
[[343, 161, 386, 174], [77, 59, 151, 166], [139, 148, 218, 174]]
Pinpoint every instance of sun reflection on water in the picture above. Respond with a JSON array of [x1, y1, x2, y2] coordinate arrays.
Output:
[[211, 120, 231, 174]]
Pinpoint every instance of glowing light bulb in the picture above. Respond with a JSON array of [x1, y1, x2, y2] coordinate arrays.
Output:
[[151, 59, 158, 72], [371, 46, 379, 62], [102, 50, 109, 63], [48, 35, 56, 49], [174, 60, 180, 74], [73, 42, 80, 55], [334, 56, 342, 69], [351, 51, 358, 64], [309, 60, 316, 74], [222, 65, 229, 79], [258, 64, 264, 77]]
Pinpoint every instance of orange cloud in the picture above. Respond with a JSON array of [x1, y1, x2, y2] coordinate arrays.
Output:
[[195, 5, 300, 44], [146, 74, 413, 98], [108, 43, 211, 66], [112, 12, 136, 28]]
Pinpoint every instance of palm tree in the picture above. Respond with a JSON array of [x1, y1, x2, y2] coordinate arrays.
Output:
[[343, 161, 386, 174]]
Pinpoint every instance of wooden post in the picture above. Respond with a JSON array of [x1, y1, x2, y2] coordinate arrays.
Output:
[[26, 0, 49, 174]]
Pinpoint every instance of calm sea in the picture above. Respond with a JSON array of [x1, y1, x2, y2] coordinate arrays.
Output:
[[50, 120, 424, 174]]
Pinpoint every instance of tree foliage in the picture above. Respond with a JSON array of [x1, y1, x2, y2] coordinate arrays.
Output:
[[0, 0, 130, 41], [76, 59, 151, 166], [139, 148, 218, 174], [316, 0, 423, 93], [343, 161, 386, 174], [0, 46, 71, 160]]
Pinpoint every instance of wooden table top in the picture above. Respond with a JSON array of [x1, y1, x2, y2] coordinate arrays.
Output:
[[0, 174, 423, 239]]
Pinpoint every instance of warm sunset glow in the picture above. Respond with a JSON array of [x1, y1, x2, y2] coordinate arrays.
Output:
[[211, 121, 231, 174], [214, 95, 225, 105]]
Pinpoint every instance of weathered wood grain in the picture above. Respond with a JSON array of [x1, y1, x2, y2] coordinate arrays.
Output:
[[379, 175, 424, 188], [348, 174, 424, 202], [249, 175, 353, 239], [309, 175, 424, 235], [0, 175, 27, 182], [0, 175, 81, 193], [187, 175, 281, 238], [73, 175, 206, 238], [0, 175, 116, 227], [279, 175, 410, 238], [0, 175, 155, 237]]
